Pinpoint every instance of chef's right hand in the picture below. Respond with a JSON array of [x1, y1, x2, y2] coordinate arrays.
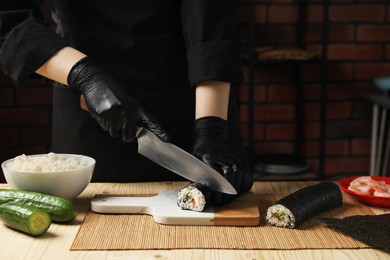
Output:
[[67, 57, 169, 142]]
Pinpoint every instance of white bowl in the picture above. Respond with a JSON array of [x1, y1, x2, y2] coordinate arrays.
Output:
[[1, 154, 95, 200]]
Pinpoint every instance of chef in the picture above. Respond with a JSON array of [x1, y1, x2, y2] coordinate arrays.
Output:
[[0, 1, 253, 205]]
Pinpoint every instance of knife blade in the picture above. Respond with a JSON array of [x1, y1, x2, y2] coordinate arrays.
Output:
[[136, 127, 237, 195]]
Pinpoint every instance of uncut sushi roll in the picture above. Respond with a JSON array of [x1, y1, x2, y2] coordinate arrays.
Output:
[[266, 182, 342, 228], [177, 183, 212, 212]]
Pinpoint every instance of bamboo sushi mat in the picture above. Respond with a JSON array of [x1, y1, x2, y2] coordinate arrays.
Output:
[[71, 193, 388, 250]]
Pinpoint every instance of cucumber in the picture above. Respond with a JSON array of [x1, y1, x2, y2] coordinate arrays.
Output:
[[0, 189, 77, 223], [0, 202, 51, 236]]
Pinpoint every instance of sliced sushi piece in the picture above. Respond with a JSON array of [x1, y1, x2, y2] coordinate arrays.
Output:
[[322, 214, 390, 250], [266, 182, 342, 228], [177, 183, 212, 212]]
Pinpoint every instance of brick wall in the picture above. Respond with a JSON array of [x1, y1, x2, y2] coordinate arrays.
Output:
[[0, 1, 388, 182], [237, 0, 390, 178]]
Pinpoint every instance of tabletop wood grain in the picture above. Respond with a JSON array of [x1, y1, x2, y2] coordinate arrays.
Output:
[[0, 181, 389, 260]]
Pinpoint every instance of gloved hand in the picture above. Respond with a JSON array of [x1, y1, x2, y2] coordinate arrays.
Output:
[[67, 57, 169, 142], [192, 116, 253, 205]]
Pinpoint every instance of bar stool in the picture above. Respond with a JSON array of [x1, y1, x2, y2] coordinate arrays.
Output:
[[369, 77, 390, 176]]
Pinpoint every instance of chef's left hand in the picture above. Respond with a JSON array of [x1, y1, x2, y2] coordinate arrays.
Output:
[[192, 116, 253, 205]]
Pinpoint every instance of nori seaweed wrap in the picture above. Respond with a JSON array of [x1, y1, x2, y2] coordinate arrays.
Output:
[[266, 182, 342, 228], [321, 214, 390, 250]]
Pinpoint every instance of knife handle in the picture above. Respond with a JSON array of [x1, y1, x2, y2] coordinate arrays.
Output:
[[91, 196, 158, 215]]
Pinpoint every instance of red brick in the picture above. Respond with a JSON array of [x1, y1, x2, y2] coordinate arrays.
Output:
[[326, 102, 352, 119], [302, 140, 319, 157], [254, 65, 294, 82], [240, 104, 248, 122], [254, 104, 295, 121], [268, 6, 298, 23], [328, 44, 382, 61], [388, 6, 390, 21], [0, 128, 19, 146], [355, 63, 390, 80], [255, 6, 267, 24], [330, 5, 385, 22], [0, 108, 50, 126], [254, 85, 266, 102], [21, 127, 51, 145], [256, 25, 296, 44], [238, 85, 248, 103], [240, 122, 249, 141], [302, 84, 321, 101], [304, 24, 354, 42], [327, 83, 376, 100], [268, 84, 296, 102], [325, 156, 369, 175], [304, 24, 323, 42], [326, 120, 371, 138], [0, 88, 14, 106], [329, 25, 355, 42], [352, 100, 372, 118], [301, 64, 322, 82], [303, 122, 320, 139], [328, 63, 354, 81], [253, 123, 265, 141], [386, 45, 390, 60], [306, 158, 319, 174], [302, 63, 354, 82], [302, 103, 320, 121], [326, 139, 349, 156], [266, 123, 296, 140], [253, 142, 294, 156], [358, 25, 390, 42], [16, 88, 53, 105], [351, 139, 371, 155], [306, 5, 323, 23]]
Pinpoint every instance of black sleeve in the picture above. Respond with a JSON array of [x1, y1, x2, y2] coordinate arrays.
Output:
[[0, 1, 68, 83], [181, 0, 244, 87]]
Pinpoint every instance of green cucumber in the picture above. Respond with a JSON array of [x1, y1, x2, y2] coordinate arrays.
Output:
[[0, 189, 77, 223], [0, 202, 51, 236]]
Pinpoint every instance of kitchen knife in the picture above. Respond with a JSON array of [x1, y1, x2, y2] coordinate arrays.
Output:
[[136, 127, 237, 195]]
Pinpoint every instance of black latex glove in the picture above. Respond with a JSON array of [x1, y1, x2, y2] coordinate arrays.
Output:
[[192, 116, 253, 205], [67, 57, 169, 142]]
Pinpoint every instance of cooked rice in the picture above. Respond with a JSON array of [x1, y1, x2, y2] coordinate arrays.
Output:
[[177, 185, 206, 212], [266, 204, 296, 228], [6, 152, 87, 172]]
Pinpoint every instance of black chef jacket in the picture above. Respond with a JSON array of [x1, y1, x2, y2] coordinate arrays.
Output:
[[0, 0, 247, 182]]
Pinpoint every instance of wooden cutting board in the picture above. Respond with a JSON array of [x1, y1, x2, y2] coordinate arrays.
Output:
[[91, 190, 260, 226]]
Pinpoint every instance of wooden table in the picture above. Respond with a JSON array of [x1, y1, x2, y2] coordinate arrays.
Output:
[[0, 181, 389, 259]]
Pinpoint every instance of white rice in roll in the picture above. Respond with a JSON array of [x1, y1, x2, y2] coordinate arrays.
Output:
[[266, 204, 296, 228], [177, 185, 206, 212]]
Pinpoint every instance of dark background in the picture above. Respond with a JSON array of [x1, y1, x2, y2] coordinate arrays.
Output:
[[1, 0, 389, 181]]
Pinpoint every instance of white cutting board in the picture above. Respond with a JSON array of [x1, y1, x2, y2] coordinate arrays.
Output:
[[91, 190, 259, 226]]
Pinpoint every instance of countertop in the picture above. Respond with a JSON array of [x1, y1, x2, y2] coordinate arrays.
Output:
[[0, 181, 389, 260]]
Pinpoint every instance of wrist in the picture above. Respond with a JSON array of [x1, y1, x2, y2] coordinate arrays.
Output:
[[35, 46, 87, 85], [67, 56, 94, 91], [195, 81, 230, 120]]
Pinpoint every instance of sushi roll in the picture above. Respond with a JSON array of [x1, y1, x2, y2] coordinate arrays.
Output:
[[266, 182, 342, 228], [177, 183, 212, 212]]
